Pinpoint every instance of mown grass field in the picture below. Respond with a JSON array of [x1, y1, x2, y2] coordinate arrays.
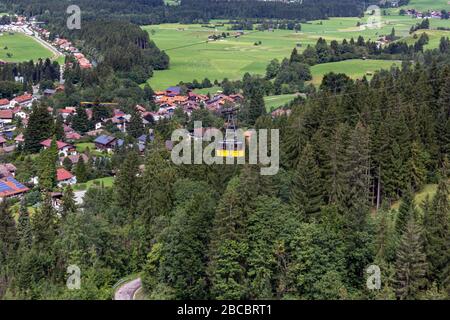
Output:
[[390, 0, 450, 12], [144, 14, 450, 90], [309, 59, 402, 85], [264, 94, 299, 111], [0, 32, 53, 62]]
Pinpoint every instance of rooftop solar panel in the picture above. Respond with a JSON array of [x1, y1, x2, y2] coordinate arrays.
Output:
[[0, 181, 13, 192], [6, 177, 26, 189]]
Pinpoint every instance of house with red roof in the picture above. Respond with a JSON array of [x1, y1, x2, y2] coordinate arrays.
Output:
[[0, 109, 14, 126], [65, 131, 82, 141], [0, 99, 10, 109], [40, 139, 76, 157], [57, 168, 77, 187], [59, 108, 76, 120], [11, 94, 35, 108]]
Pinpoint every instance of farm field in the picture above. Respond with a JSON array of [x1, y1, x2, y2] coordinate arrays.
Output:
[[0, 32, 53, 62], [309, 59, 401, 85], [399, 29, 450, 49], [144, 15, 450, 90], [390, 0, 450, 12], [264, 94, 299, 111]]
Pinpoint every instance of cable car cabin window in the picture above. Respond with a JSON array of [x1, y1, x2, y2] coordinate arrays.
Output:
[[216, 140, 245, 158]]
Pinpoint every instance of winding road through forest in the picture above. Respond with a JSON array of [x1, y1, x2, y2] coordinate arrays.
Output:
[[114, 278, 142, 300]]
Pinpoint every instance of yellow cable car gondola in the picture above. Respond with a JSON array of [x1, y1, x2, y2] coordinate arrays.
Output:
[[216, 106, 245, 158], [216, 139, 245, 157]]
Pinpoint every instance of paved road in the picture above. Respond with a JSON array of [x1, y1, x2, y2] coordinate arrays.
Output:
[[114, 278, 142, 300]]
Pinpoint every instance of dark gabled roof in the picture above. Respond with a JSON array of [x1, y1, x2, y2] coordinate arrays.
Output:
[[94, 135, 116, 145]]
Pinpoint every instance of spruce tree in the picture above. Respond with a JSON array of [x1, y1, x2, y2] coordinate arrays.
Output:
[[38, 137, 58, 191], [75, 157, 88, 183], [394, 218, 427, 300], [53, 116, 65, 141], [423, 174, 450, 285], [17, 199, 32, 249], [128, 110, 144, 139], [343, 122, 371, 229], [24, 104, 54, 153], [395, 186, 418, 236], [71, 105, 89, 134], [290, 143, 324, 220], [246, 92, 266, 125], [32, 194, 57, 250], [61, 185, 77, 219], [0, 200, 17, 257], [114, 149, 141, 217]]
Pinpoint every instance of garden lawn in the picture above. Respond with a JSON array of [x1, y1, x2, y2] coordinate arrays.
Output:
[[74, 176, 115, 191]]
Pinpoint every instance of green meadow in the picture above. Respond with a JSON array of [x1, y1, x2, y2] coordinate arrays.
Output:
[[309, 59, 402, 86], [390, 0, 450, 12], [264, 94, 300, 111], [144, 14, 450, 90], [0, 32, 53, 62]]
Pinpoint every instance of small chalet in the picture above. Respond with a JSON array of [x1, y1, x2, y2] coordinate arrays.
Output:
[[57, 168, 77, 187], [94, 135, 117, 152], [40, 139, 76, 157]]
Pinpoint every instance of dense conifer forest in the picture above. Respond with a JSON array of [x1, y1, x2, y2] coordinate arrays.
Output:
[[0, 37, 448, 299], [4, 0, 370, 24], [0, 0, 448, 302]]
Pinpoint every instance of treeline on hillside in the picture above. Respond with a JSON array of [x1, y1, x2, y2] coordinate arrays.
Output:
[[5, 0, 369, 25], [63, 21, 169, 83], [285, 33, 433, 67]]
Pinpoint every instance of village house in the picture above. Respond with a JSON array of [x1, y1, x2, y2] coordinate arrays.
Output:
[[57, 168, 77, 187], [59, 153, 89, 167], [12, 106, 27, 119], [0, 99, 10, 109], [59, 108, 76, 120], [14, 133, 25, 147], [40, 139, 77, 157], [10, 94, 35, 108], [0, 110, 14, 127], [0, 176, 29, 199], [0, 163, 16, 178], [94, 135, 117, 152]]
